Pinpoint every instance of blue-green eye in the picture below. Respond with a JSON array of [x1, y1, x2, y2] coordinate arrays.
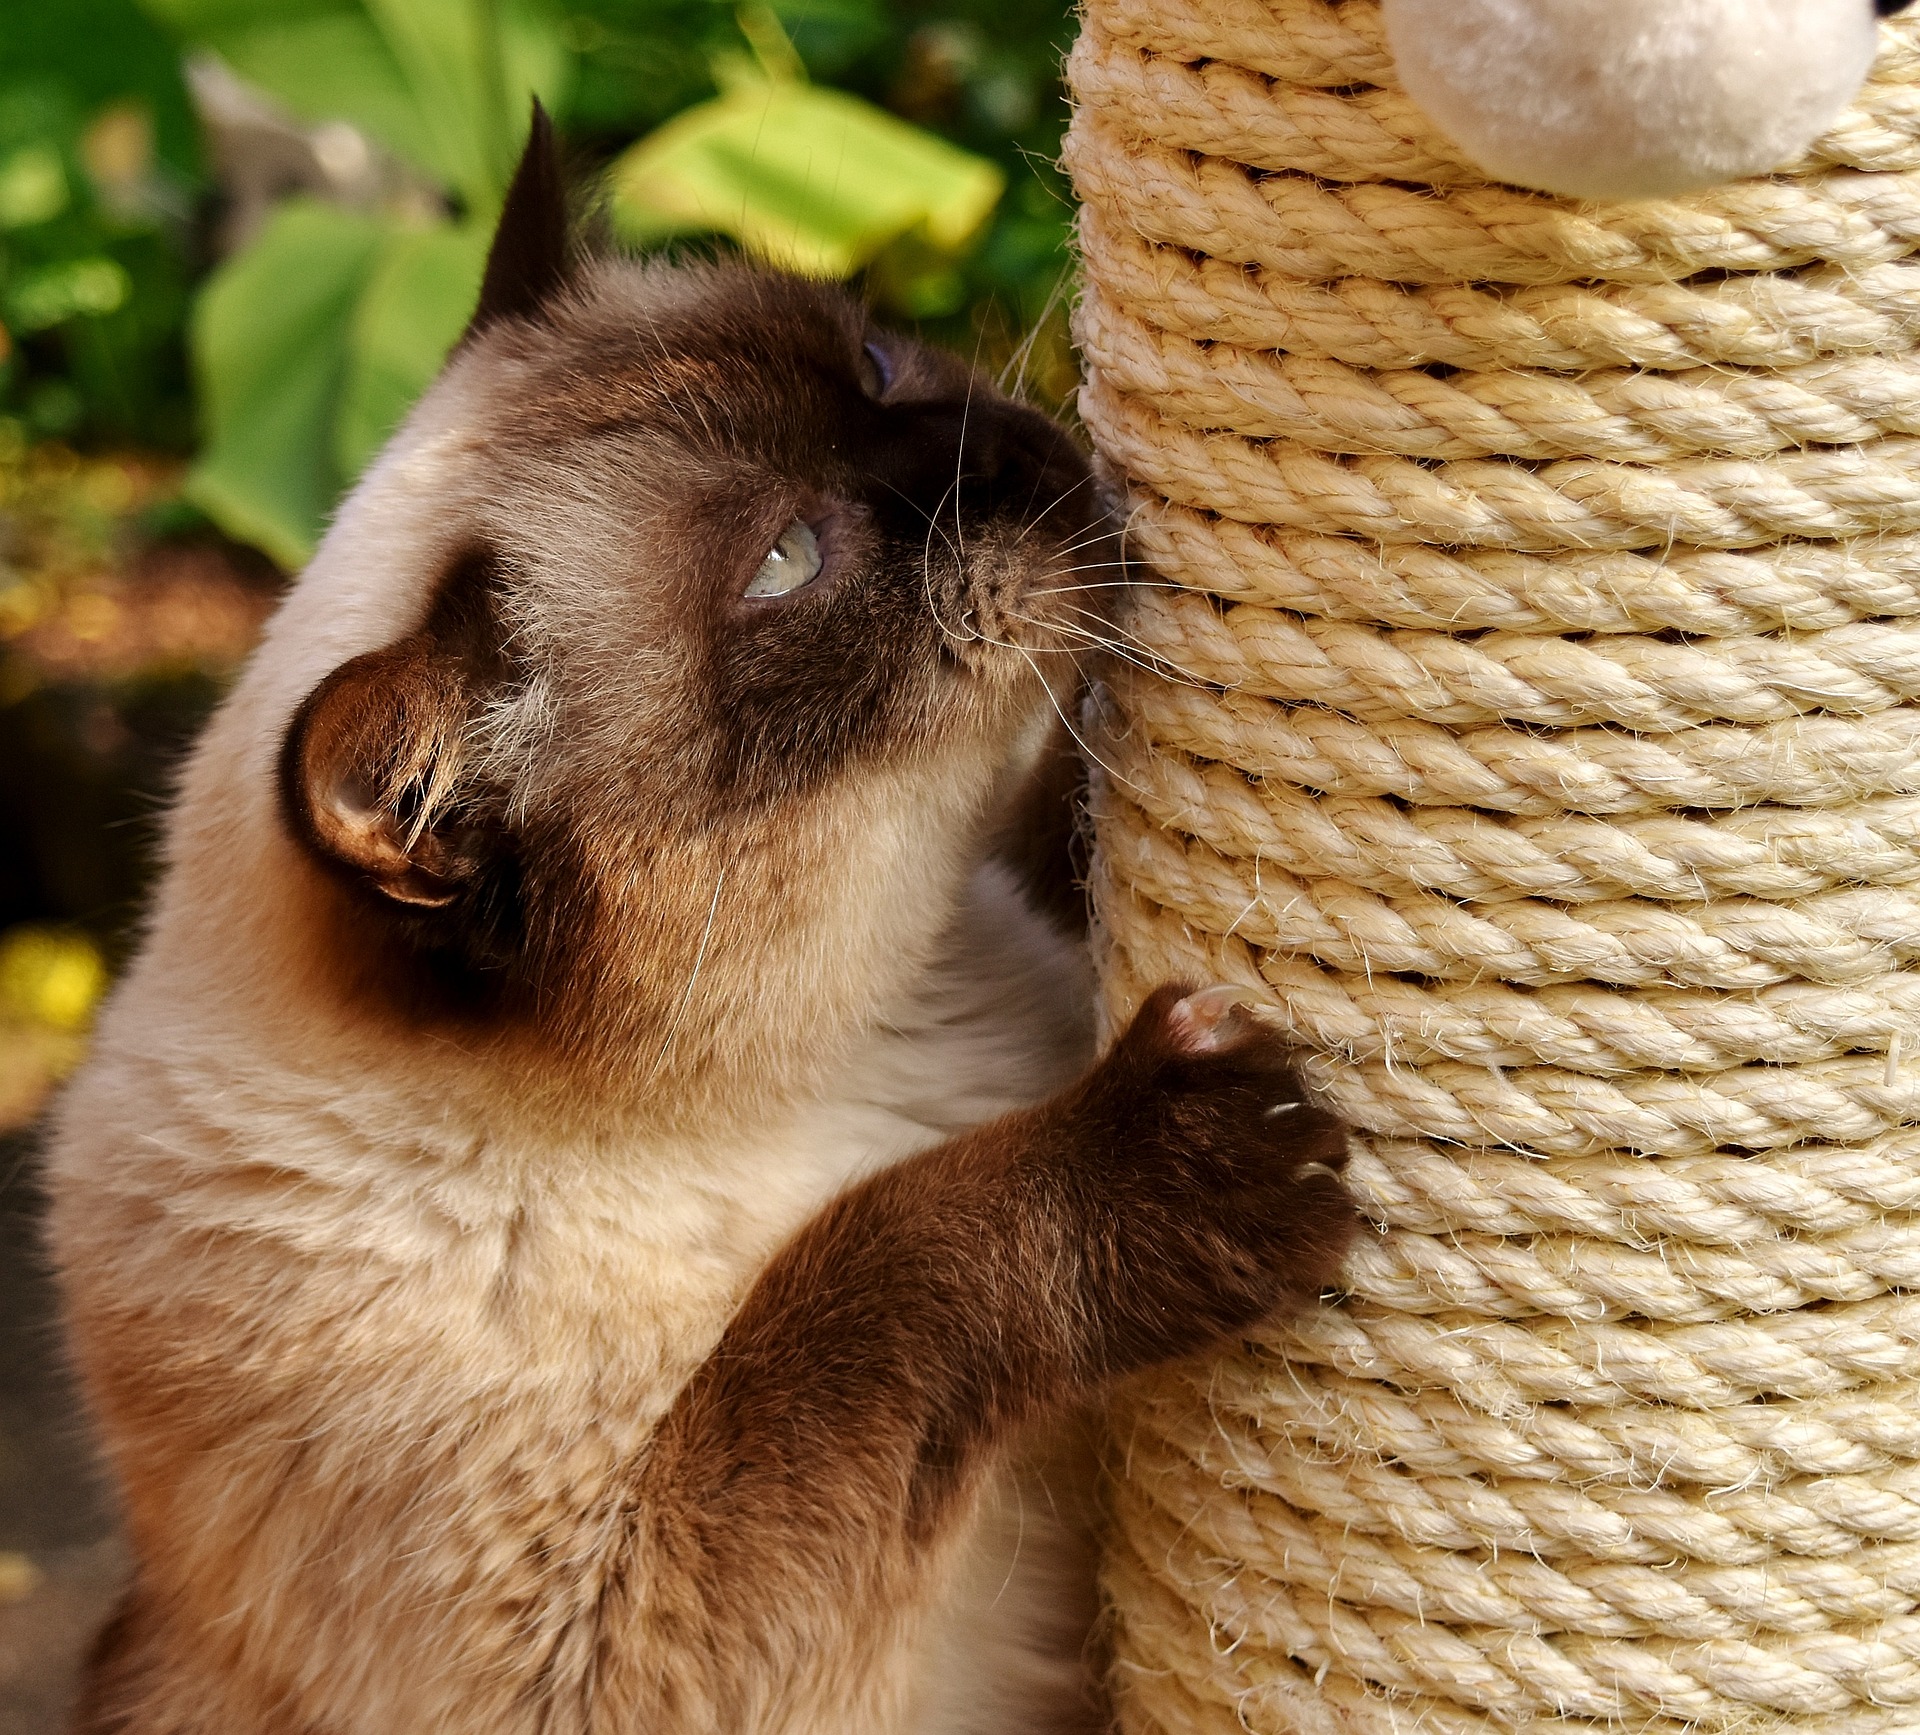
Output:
[[745, 520, 822, 598]]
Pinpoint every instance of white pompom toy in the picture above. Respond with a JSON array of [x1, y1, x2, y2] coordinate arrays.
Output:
[[1381, 0, 1909, 201]]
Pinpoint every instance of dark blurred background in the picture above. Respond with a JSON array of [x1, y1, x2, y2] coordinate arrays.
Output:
[[0, 0, 1080, 1719]]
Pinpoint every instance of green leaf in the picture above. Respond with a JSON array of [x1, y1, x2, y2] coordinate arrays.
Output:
[[500, 4, 572, 157], [213, 12, 450, 183], [0, 143, 69, 228], [608, 79, 1002, 278], [186, 199, 382, 568], [138, 0, 570, 210], [5, 0, 208, 179], [334, 219, 488, 479], [136, 0, 359, 34], [7, 257, 133, 330], [359, 0, 510, 208]]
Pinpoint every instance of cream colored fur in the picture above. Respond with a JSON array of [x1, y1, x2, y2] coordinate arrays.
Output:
[[45, 382, 1104, 1733]]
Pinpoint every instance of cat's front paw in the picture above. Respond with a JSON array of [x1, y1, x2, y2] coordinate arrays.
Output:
[[1061, 982, 1357, 1377]]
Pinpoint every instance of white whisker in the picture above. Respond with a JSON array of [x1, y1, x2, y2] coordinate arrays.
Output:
[[1011, 611, 1212, 688], [875, 474, 978, 646], [1009, 472, 1104, 553], [1005, 637, 1151, 799], [996, 267, 1073, 404]]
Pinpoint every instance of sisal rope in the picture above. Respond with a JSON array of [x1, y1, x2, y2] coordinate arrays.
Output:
[[1067, 3, 1920, 1730]]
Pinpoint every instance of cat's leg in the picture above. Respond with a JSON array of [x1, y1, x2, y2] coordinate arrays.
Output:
[[993, 714, 1091, 938], [583, 983, 1356, 1735]]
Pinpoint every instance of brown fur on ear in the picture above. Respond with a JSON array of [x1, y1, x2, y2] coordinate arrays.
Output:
[[283, 640, 475, 908], [279, 553, 515, 936], [465, 101, 570, 342]]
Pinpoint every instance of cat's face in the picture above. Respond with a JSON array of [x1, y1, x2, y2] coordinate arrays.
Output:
[[468, 261, 1111, 821], [276, 144, 1121, 1111]]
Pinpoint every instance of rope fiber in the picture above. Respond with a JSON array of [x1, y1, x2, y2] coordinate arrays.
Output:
[[1069, 4, 1920, 1730]]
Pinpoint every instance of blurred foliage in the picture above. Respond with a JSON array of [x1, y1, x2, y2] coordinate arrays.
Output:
[[608, 31, 1005, 283], [0, 0, 1080, 563], [0, 0, 202, 449], [0, 436, 274, 952], [0, 437, 273, 1128], [571, 0, 1079, 378], [140, 0, 571, 214], [184, 195, 488, 568], [141, 0, 572, 565]]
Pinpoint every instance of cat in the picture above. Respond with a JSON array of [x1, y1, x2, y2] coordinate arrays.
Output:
[[45, 111, 1356, 1735]]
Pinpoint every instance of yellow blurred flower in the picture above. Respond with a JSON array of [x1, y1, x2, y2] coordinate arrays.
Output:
[[0, 925, 108, 1031]]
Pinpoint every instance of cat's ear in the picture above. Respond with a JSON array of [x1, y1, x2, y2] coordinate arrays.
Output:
[[281, 558, 508, 912], [465, 100, 570, 341]]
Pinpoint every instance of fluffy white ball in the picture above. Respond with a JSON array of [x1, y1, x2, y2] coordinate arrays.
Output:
[[1381, 0, 1884, 201]]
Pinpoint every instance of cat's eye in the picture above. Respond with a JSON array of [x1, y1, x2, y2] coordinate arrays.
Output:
[[858, 339, 892, 398], [745, 519, 823, 599]]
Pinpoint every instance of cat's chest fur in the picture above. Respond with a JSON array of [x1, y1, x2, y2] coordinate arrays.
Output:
[[52, 860, 1099, 1733], [485, 858, 1097, 1377]]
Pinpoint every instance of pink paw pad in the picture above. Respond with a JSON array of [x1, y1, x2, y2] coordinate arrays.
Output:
[[1166, 984, 1262, 1055]]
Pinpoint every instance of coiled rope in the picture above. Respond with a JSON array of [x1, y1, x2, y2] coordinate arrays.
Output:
[[1068, 4, 1920, 1730]]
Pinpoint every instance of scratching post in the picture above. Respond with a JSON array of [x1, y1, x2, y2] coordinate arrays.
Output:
[[1067, 3, 1920, 1729]]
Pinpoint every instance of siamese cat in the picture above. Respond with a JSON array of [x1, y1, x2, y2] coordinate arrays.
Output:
[[45, 113, 1356, 1735]]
